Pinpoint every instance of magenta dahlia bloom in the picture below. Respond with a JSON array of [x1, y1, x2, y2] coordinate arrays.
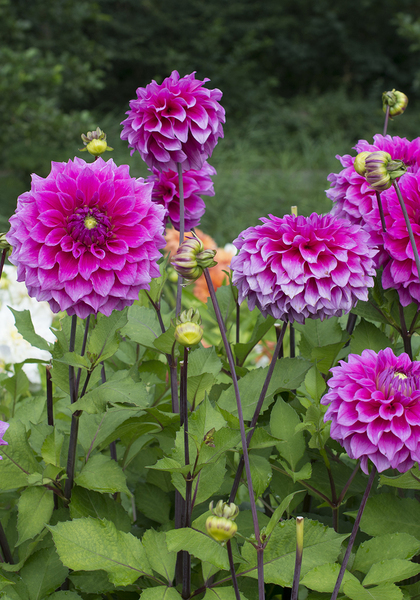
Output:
[[327, 134, 420, 232], [121, 70, 225, 172], [0, 421, 9, 460], [322, 348, 420, 474], [6, 157, 166, 319], [146, 161, 216, 231], [231, 213, 377, 324], [376, 172, 420, 306]]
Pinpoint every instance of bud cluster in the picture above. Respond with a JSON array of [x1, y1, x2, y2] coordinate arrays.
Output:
[[171, 233, 217, 284], [174, 308, 203, 347], [80, 127, 113, 157], [354, 151, 407, 192]]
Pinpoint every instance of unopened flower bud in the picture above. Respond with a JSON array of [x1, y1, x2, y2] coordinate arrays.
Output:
[[0, 233, 11, 251], [364, 151, 407, 192], [382, 89, 408, 117], [80, 127, 113, 156], [171, 233, 217, 284], [209, 499, 239, 520], [353, 151, 371, 176], [205, 516, 237, 543], [174, 308, 203, 346]]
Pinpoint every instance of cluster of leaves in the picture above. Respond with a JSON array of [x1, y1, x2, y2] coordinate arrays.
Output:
[[0, 265, 419, 599]]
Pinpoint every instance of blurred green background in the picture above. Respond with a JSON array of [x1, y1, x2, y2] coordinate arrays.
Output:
[[2, 0, 420, 244]]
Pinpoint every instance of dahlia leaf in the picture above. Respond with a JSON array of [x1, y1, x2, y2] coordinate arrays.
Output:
[[379, 468, 420, 490], [189, 457, 226, 505], [69, 487, 131, 533], [87, 310, 127, 364], [121, 305, 164, 351], [142, 530, 176, 583], [206, 284, 236, 328], [270, 398, 306, 471], [0, 420, 42, 491], [17, 487, 54, 546], [352, 302, 391, 326], [68, 570, 113, 595], [358, 494, 420, 539], [248, 428, 282, 450], [140, 588, 182, 599], [188, 346, 222, 377], [20, 546, 69, 600], [49, 517, 152, 586], [9, 308, 53, 353], [153, 324, 179, 355], [78, 406, 145, 453], [202, 588, 248, 600], [363, 558, 420, 586], [295, 317, 345, 352], [135, 483, 171, 525], [166, 528, 230, 571], [350, 319, 390, 355], [249, 454, 272, 497], [233, 314, 276, 366], [57, 351, 91, 370], [74, 454, 130, 495], [72, 377, 152, 414], [240, 519, 349, 586], [265, 490, 306, 537], [300, 562, 358, 593], [353, 533, 420, 574], [188, 396, 226, 442], [343, 580, 403, 600]]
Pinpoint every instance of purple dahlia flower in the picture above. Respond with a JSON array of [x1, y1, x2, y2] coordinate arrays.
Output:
[[231, 213, 377, 324], [378, 172, 420, 306], [6, 157, 166, 319], [327, 135, 420, 243], [322, 348, 420, 474], [0, 421, 9, 459], [121, 70, 225, 172], [146, 161, 216, 231]]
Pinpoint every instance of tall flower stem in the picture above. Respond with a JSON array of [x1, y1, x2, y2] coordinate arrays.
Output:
[[0, 521, 13, 563], [180, 347, 191, 599], [320, 449, 338, 531], [330, 465, 377, 600], [398, 303, 412, 359], [176, 163, 185, 317], [229, 321, 288, 502], [0, 248, 7, 281], [204, 268, 264, 599], [393, 181, 420, 283], [68, 315, 77, 404], [46, 365, 54, 427], [75, 315, 90, 397], [289, 323, 295, 358], [375, 191, 387, 233], [227, 540, 241, 600], [383, 105, 390, 137], [291, 517, 304, 600]]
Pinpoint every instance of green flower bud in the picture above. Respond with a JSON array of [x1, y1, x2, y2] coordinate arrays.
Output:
[[205, 516, 237, 543], [174, 322, 203, 346], [382, 89, 408, 117], [364, 151, 407, 192], [171, 233, 217, 284], [209, 499, 239, 520], [353, 151, 371, 176], [80, 127, 113, 156], [0, 233, 11, 251]]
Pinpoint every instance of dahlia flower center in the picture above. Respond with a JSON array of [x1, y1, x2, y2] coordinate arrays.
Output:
[[377, 368, 420, 398], [68, 207, 112, 246]]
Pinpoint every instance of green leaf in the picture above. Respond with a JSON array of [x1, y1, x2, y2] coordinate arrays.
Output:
[[17, 487, 54, 545], [249, 454, 272, 498], [218, 357, 311, 420], [239, 519, 348, 586], [343, 579, 403, 600], [300, 562, 359, 593], [353, 533, 420, 574], [379, 468, 420, 490], [0, 420, 42, 491], [352, 302, 391, 326], [190, 456, 226, 505], [9, 308, 53, 352], [140, 588, 182, 600], [270, 398, 305, 471], [187, 373, 216, 407], [142, 530, 176, 583], [363, 559, 420, 586], [296, 318, 346, 350], [0, 573, 15, 591], [188, 347, 222, 378], [153, 324, 178, 355], [359, 494, 420, 540], [56, 352, 91, 370], [135, 483, 171, 524], [41, 429, 64, 467], [49, 517, 152, 586], [233, 314, 276, 365], [69, 487, 131, 532], [121, 306, 162, 351], [203, 588, 249, 599], [74, 454, 130, 495], [350, 319, 391, 355], [72, 376, 152, 413], [87, 310, 127, 364], [206, 285, 236, 328], [166, 528, 229, 571], [265, 491, 306, 537], [48, 593, 83, 600], [69, 570, 114, 594], [20, 547, 68, 600], [248, 428, 280, 450]]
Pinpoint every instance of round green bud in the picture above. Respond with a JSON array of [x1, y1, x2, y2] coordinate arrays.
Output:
[[174, 322, 203, 347], [80, 127, 113, 156], [209, 500, 239, 520], [382, 89, 408, 117], [205, 516, 237, 543], [353, 151, 371, 176], [171, 233, 217, 284], [364, 151, 392, 192]]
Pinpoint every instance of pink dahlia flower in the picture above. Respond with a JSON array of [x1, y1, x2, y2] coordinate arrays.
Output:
[[322, 348, 420, 474], [0, 421, 9, 460], [6, 157, 166, 319], [327, 134, 420, 238], [146, 161, 216, 231], [121, 70, 225, 172], [231, 213, 377, 324], [377, 172, 420, 306]]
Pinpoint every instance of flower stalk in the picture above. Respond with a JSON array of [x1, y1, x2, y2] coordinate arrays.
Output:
[[291, 517, 304, 600], [393, 180, 420, 284]]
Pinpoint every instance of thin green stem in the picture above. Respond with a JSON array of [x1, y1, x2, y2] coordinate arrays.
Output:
[[330, 466, 376, 600], [383, 104, 390, 136]]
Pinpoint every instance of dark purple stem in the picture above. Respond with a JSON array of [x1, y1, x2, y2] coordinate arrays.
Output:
[[0, 248, 7, 281], [375, 191, 387, 232], [75, 315, 90, 398], [204, 269, 263, 598], [176, 162, 185, 317], [46, 365, 54, 426], [330, 466, 376, 600], [0, 521, 13, 563], [336, 463, 360, 506], [227, 540, 241, 600], [393, 181, 420, 283], [291, 518, 304, 600], [289, 323, 295, 358], [229, 321, 288, 502]]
